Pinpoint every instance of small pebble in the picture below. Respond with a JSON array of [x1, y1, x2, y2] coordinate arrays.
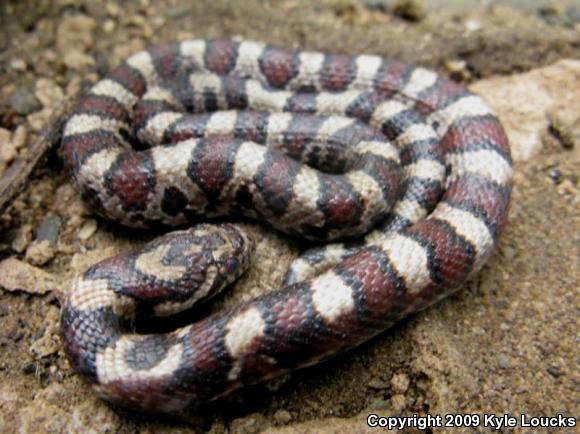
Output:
[[105, 2, 122, 17], [9, 59, 27, 71], [53, 369, 64, 382], [0, 128, 16, 163], [391, 372, 410, 394], [0, 128, 11, 146], [64, 51, 95, 70], [362, 0, 389, 12], [472, 326, 486, 335], [273, 409, 292, 424], [77, 219, 98, 240], [548, 168, 562, 183], [103, 19, 116, 33], [57, 14, 97, 53], [26, 240, 56, 265], [504, 245, 516, 261], [126, 15, 154, 38], [22, 362, 37, 375], [30, 326, 60, 358], [35, 78, 64, 108], [10, 87, 42, 115], [94, 51, 110, 76], [27, 108, 53, 132], [12, 125, 28, 150], [229, 413, 267, 434], [446, 59, 471, 81], [557, 179, 578, 199], [366, 398, 389, 410], [11, 224, 34, 253], [548, 112, 578, 150], [390, 393, 407, 411], [367, 377, 389, 389], [546, 365, 563, 378], [35, 215, 62, 245], [465, 18, 482, 32], [497, 353, 511, 369]]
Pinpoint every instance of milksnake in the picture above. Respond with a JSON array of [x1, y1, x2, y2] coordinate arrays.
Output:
[[59, 39, 512, 413]]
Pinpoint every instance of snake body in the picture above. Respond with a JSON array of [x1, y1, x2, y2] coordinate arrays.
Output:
[[60, 39, 512, 413]]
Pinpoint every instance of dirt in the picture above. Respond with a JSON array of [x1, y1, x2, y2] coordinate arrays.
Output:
[[0, 1, 578, 433]]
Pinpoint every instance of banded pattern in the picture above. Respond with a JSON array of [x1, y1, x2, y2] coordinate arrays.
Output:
[[60, 39, 512, 413]]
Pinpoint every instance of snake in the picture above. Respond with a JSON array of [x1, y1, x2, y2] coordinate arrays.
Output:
[[59, 39, 512, 413]]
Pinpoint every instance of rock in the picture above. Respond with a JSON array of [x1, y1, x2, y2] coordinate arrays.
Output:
[[471, 59, 580, 162], [0, 257, 58, 295], [548, 167, 562, 183], [63, 51, 95, 70], [11, 125, 27, 150], [77, 219, 98, 240], [362, 0, 389, 12], [103, 19, 116, 33], [29, 306, 60, 359], [556, 178, 579, 203], [56, 14, 97, 54], [503, 245, 516, 261], [0, 128, 9, 142], [1, 83, 16, 102], [25, 240, 56, 265], [366, 398, 389, 410], [94, 51, 110, 76], [548, 110, 578, 149], [445, 59, 472, 81], [464, 18, 482, 33], [229, 413, 268, 434], [105, 2, 122, 17], [35, 78, 64, 108], [390, 393, 407, 411], [497, 353, 512, 369], [36, 215, 62, 245], [546, 365, 563, 378], [11, 224, 34, 253], [390, 372, 410, 394], [472, 326, 486, 335], [126, 15, 154, 38], [0, 128, 16, 163], [10, 87, 41, 115], [367, 377, 389, 389], [56, 14, 97, 71], [27, 108, 53, 132], [9, 59, 27, 71], [273, 409, 292, 425]]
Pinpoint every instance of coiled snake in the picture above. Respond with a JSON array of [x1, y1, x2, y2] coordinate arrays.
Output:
[[59, 39, 512, 413]]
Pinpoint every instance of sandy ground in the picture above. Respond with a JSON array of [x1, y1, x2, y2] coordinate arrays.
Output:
[[0, 1, 578, 433]]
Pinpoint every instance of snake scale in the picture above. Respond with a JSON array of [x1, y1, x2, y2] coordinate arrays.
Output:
[[59, 39, 512, 413]]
